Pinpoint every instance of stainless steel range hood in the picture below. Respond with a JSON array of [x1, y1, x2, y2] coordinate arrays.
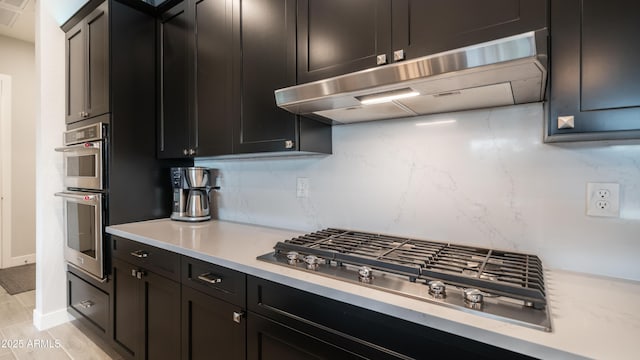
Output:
[[275, 30, 548, 124]]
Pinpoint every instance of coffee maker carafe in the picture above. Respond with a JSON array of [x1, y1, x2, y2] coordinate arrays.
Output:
[[170, 167, 215, 222]]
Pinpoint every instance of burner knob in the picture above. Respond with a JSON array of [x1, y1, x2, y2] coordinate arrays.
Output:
[[463, 288, 484, 309], [286, 251, 299, 264], [358, 266, 373, 283], [304, 255, 321, 269], [428, 280, 446, 298]]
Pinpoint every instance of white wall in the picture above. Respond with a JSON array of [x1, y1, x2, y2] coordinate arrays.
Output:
[[197, 103, 640, 281], [34, 0, 88, 330], [0, 35, 36, 265]]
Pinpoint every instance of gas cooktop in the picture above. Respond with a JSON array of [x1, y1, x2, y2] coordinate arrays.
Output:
[[257, 228, 551, 332]]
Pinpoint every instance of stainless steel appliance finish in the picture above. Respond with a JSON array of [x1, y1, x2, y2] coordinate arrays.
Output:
[[55, 122, 108, 281], [170, 167, 215, 222], [55, 123, 105, 190], [55, 190, 104, 280], [275, 30, 548, 124], [258, 228, 551, 332]]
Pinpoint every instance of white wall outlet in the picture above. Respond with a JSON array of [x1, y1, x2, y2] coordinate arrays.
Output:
[[586, 182, 620, 217], [296, 177, 309, 198]]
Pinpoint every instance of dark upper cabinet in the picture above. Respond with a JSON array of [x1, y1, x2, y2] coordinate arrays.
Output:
[[65, 2, 109, 124], [547, 0, 640, 141], [232, 0, 298, 154], [159, 2, 191, 159], [296, 0, 391, 84], [159, 0, 233, 159], [392, 0, 546, 61], [159, 0, 331, 157], [233, 0, 330, 155], [297, 0, 546, 84]]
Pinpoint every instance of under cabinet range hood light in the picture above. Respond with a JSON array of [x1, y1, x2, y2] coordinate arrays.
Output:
[[275, 30, 548, 124]]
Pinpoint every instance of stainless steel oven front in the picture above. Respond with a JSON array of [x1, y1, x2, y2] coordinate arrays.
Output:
[[55, 123, 104, 190], [55, 190, 104, 280], [56, 122, 107, 281]]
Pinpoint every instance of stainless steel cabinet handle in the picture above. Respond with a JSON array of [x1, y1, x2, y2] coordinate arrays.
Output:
[[131, 269, 137, 277], [233, 311, 244, 324], [130, 250, 149, 258], [557, 115, 575, 129], [183, 149, 189, 156], [196, 272, 222, 284], [136, 270, 146, 279], [79, 300, 94, 309], [284, 140, 294, 149], [188, 148, 196, 156], [393, 49, 405, 61], [376, 54, 387, 65]]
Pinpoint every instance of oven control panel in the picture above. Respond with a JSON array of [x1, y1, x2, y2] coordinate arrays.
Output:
[[64, 123, 104, 145]]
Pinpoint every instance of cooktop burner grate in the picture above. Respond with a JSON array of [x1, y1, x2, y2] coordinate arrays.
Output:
[[275, 228, 546, 308]]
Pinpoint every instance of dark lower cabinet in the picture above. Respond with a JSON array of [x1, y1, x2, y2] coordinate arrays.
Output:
[[112, 257, 181, 360], [67, 268, 111, 336], [547, 0, 640, 141], [182, 286, 245, 360], [247, 313, 369, 360], [248, 276, 534, 360], [181, 256, 247, 360]]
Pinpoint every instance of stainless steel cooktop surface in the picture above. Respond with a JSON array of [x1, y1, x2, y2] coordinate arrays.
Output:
[[258, 228, 551, 332]]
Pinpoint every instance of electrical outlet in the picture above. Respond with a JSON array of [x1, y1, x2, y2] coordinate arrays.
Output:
[[296, 177, 309, 198], [586, 182, 620, 217]]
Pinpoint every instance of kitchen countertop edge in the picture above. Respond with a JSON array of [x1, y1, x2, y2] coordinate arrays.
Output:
[[106, 219, 620, 360]]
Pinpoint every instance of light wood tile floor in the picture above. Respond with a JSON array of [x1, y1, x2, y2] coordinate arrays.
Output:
[[0, 286, 121, 360]]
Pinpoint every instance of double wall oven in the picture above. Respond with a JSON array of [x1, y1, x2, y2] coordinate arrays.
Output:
[[55, 122, 107, 281]]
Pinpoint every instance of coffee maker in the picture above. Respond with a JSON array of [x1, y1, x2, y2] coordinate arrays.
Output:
[[170, 167, 216, 222]]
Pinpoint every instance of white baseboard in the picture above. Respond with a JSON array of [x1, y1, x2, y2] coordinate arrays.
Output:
[[1, 253, 36, 269], [32, 307, 72, 331]]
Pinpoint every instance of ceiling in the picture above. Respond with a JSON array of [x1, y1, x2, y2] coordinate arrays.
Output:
[[0, 0, 34, 43]]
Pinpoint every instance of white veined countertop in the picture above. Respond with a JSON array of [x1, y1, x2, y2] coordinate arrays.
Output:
[[107, 218, 640, 360]]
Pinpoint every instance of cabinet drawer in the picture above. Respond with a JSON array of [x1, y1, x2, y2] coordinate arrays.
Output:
[[68, 271, 109, 333], [182, 256, 246, 306], [111, 235, 180, 281]]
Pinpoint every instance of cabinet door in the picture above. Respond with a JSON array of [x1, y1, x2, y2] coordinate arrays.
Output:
[[112, 258, 142, 360], [182, 286, 245, 360], [112, 257, 181, 360], [297, 0, 391, 84], [247, 312, 366, 360], [144, 270, 181, 360], [193, 0, 233, 157], [392, 0, 546, 61], [159, 2, 192, 159], [232, 0, 299, 154], [65, 20, 85, 124], [85, 2, 109, 120], [548, 0, 640, 140]]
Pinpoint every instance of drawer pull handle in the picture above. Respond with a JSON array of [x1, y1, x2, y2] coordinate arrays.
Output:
[[197, 272, 222, 284], [233, 311, 244, 324], [130, 250, 149, 258], [79, 300, 94, 309]]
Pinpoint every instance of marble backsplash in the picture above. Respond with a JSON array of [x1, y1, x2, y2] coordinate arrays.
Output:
[[196, 103, 640, 281]]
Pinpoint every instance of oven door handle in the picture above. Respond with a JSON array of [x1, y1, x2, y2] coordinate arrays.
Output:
[[55, 192, 101, 202], [55, 142, 100, 152]]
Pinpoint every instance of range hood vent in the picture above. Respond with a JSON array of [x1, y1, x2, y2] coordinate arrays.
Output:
[[275, 30, 548, 124]]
